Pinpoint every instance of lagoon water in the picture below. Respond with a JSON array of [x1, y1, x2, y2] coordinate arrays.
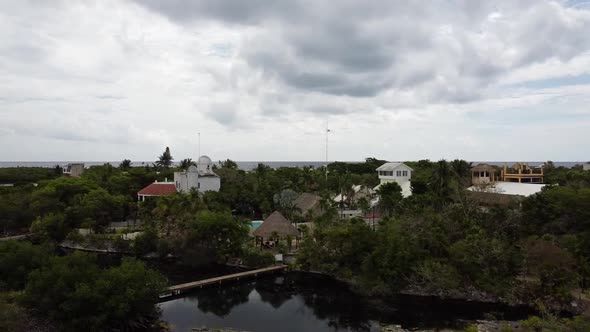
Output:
[[159, 272, 534, 332]]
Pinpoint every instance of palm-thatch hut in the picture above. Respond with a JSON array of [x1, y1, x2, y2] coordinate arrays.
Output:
[[293, 193, 322, 220], [253, 211, 300, 249]]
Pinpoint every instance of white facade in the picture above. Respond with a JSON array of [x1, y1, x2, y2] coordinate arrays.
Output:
[[373, 162, 413, 198], [340, 209, 363, 219], [198, 175, 221, 192], [174, 166, 199, 193], [173, 156, 220, 193], [467, 182, 546, 197], [376, 162, 413, 186], [584, 163, 590, 171]]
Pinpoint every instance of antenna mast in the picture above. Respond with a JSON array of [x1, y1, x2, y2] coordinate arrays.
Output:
[[198, 132, 201, 157], [325, 121, 330, 182]]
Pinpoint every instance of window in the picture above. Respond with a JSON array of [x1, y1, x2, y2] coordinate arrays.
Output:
[[402, 170, 408, 176], [396, 170, 401, 176]]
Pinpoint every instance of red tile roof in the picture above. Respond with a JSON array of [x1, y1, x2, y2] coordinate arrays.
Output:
[[137, 182, 177, 196]]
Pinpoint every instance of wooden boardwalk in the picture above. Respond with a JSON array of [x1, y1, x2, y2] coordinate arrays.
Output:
[[161, 265, 287, 299], [0, 233, 31, 242]]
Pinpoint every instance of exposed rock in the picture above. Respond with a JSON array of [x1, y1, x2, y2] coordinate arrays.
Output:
[[379, 320, 518, 332], [191, 328, 252, 332]]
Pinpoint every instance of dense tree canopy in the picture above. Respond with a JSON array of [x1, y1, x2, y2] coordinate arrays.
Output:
[[0, 241, 50, 290], [2, 157, 590, 326], [22, 253, 166, 332]]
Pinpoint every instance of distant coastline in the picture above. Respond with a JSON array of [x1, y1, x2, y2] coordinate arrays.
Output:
[[0, 160, 585, 171]]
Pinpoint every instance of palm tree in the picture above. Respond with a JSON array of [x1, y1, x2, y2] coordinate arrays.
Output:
[[154, 193, 202, 237], [120, 159, 132, 169], [450, 159, 472, 187], [430, 159, 454, 208], [358, 197, 370, 217], [180, 158, 196, 169], [156, 147, 173, 168], [376, 182, 403, 217], [317, 193, 338, 224]]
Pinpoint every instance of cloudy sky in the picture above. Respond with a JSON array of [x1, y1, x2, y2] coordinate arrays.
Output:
[[2, 0, 590, 162]]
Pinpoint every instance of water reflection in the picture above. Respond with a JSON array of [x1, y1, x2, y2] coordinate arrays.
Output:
[[255, 276, 292, 309], [189, 282, 255, 317], [160, 272, 535, 332], [160, 273, 381, 332]]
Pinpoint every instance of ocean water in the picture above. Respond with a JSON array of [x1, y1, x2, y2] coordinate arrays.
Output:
[[0, 161, 329, 171], [0, 161, 584, 170]]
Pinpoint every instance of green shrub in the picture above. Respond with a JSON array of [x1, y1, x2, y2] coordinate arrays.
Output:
[[133, 228, 158, 256], [0, 241, 50, 290], [112, 235, 131, 252], [65, 230, 84, 244], [157, 238, 172, 258], [463, 325, 478, 332], [0, 292, 28, 332], [242, 247, 275, 267]]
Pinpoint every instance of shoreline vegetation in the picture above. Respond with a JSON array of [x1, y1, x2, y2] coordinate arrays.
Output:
[[2, 153, 590, 331]]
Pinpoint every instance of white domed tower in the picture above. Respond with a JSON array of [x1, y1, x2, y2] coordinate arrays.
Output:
[[196, 155, 220, 192], [197, 155, 213, 174]]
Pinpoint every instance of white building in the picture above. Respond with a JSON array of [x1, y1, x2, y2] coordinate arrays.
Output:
[[63, 163, 84, 177], [138, 155, 220, 201], [584, 162, 590, 171], [174, 166, 199, 193], [467, 182, 547, 197], [174, 155, 220, 193], [374, 162, 413, 197]]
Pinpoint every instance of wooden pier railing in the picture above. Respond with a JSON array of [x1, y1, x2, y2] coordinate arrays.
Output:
[[160, 265, 287, 300]]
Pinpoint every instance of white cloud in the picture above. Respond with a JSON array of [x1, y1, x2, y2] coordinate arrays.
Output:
[[0, 0, 589, 162]]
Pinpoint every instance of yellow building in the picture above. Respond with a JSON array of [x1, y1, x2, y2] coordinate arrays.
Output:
[[501, 162, 544, 183]]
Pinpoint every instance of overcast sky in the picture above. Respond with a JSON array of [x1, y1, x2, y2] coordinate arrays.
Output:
[[1, 0, 590, 162]]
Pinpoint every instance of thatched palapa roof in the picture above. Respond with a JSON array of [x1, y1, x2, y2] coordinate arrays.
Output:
[[293, 193, 321, 216], [471, 163, 498, 173], [253, 211, 299, 238]]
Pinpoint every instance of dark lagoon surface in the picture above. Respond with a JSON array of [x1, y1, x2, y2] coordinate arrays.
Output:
[[159, 272, 535, 332]]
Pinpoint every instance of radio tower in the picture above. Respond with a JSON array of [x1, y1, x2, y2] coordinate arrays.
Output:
[[325, 121, 330, 183]]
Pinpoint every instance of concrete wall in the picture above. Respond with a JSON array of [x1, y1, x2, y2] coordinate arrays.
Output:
[[198, 176, 220, 192], [174, 172, 187, 192], [63, 163, 84, 177], [174, 167, 199, 193]]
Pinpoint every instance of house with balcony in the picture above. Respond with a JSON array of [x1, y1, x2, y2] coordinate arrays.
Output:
[[467, 162, 546, 206], [501, 162, 544, 183], [374, 162, 413, 197]]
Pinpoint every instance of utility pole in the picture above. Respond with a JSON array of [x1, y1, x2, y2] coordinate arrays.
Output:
[[325, 121, 330, 183]]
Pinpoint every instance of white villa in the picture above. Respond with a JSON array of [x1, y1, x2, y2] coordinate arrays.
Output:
[[137, 155, 220, 201], [174, 156, 221, 193], [374, 162, 413, 198]]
